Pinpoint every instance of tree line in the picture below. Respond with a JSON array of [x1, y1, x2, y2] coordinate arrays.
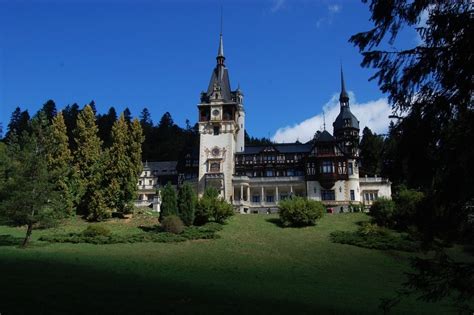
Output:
[[0, 103, 144, 246]]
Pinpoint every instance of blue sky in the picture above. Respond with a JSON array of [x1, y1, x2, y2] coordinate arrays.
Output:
[[0, 0, 418, 140]]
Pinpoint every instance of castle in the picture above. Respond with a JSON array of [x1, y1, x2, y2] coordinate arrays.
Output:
[[136, 33, 391, 213]]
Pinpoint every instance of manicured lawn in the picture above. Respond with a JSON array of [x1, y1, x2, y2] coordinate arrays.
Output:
[[0, 213, 457, 314]]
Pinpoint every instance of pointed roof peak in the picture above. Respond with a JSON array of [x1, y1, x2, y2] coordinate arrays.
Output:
[[217, 33, 224, 58], [339, 64, 349, 102]]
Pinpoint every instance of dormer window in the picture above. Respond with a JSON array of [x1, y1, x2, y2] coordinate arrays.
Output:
[[213, 126, 220, 135]]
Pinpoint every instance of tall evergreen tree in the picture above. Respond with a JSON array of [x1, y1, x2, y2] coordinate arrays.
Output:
[[63, 103, 80, 151], [160, 183, 178, 220], [0, 113, 61, 247], [123, 108, 132, 124], [127, 118, 144, 202], [41, 99, 57, 123], [97, 106, 117, 148], [105, 114, 131, 212], [359, 127, 384, 176], [74, 105, 109, 220], [178, 182, 196, 226], [5, 107, 30, 142], [46, 111, 75, 216]]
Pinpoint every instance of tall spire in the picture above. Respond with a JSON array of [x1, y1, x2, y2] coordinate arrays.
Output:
[[216, 6, 225, 65], [339, 65, 349, 105]]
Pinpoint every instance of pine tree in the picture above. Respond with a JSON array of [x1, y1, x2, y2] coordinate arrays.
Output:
[[63, 103, 80, 151], [41, 99, 57, 123], [74, 105, 109, 220], [97, 107, 117, 148], [5, 107, 30, 142], [46, 111, 75, 216], [359, 127, 384, 176], [105, 114, 131, 212], [125, 118, 144, 212], [160, 183, 177, 220], [0, 113, 61, 247], [178, 182, 196, 226]]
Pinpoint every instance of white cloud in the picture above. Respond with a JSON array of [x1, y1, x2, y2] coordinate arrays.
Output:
[[316, 3, 342, 28], [272, 92, 392, 143], [270, 0, 286, 13], [328, 4, 341, 13]]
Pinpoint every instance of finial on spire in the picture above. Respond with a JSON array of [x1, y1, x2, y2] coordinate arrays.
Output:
[[339, 63, 349, 104], [216, 6, 225, 64], [323, 111, 326, 131]]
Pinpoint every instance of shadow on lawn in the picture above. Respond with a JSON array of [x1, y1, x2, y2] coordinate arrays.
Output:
[[0, 256, 328, 315], [0, 234, 24, 246], [265, 218, 285, 228]]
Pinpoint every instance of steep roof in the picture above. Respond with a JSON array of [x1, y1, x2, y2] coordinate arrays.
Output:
[[313, 130, 335, 142], [206, 66, 232, 101], [333, 107, 360, 131], [143, 161, 178, 175]]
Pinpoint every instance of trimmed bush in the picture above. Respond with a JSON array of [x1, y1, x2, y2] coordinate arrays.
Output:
[[278, 197, 325, 227], [161, 215, 185, 234], [39, 222, 223, 245], [82, 225, 111, 237], [194, 187, 234, 225], [330, 224, 419, 252], [370, 197, 396, 227]]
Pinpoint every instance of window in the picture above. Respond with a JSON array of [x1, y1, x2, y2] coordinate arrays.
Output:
[[139, 181, 142, 185], [213, 126, 220, 135], [252, 195, 260, 203], [266, 195, 274, 203], [307, 162, 316, 175], [287, 169, 295, 176], [210, 162, 220, 172], [348, 162, 353, 175], [321, 161, 334, 174], [350, 190, 355, 201], [149, 180, 152, 185], [321, 189, 335, 200], [280, 194, 288, 200]]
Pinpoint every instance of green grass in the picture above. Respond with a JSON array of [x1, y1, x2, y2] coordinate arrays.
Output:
[[0, 213, 459, 314]]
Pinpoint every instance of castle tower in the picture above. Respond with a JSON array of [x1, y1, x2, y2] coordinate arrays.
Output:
[[197, 33, 245, 201], [332, 67, 361, 202]]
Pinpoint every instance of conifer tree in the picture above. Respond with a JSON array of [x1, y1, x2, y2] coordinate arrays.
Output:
[[74, 105, 109, 221], [0, 113, 61, 247], [46, 111, 75, 216], [105, 114, 131, 212], [160, 183, 178, 220], [177, 182, 196, 226]]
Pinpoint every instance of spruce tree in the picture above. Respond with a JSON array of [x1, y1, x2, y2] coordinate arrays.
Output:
[[160, 183, 177, 220], [46, 111, 75, 216], [0, 113, 61, 247], [105, 114, 130, 212], [178, 182, 196, 226], [74, 105, 109, 221]]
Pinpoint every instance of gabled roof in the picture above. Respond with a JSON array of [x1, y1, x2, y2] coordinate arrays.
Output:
[[313, 130, 335, 143]]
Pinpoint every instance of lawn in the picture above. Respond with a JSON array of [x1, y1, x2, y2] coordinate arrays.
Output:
[[0, 213, 458, 314]]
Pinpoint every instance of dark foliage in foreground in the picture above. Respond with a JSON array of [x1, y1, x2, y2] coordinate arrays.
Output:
[[39, 223, 223, 245]]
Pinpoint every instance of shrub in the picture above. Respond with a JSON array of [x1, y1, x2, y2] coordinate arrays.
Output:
[[278, 197, 325, 227], [161, 215, 185, 234], [330, 226, 418, 252], [370, 198, 396, 227], [194, 188, 234, 225], [82, 225, 112, 237], [393, 187, 425, 229]]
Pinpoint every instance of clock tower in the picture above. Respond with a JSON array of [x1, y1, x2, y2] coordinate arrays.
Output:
[[197, 33, 245, 201]]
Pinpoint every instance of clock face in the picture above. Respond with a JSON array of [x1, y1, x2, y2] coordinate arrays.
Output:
[[211, 147, 220, 156], [212, 109, 220, 116]]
